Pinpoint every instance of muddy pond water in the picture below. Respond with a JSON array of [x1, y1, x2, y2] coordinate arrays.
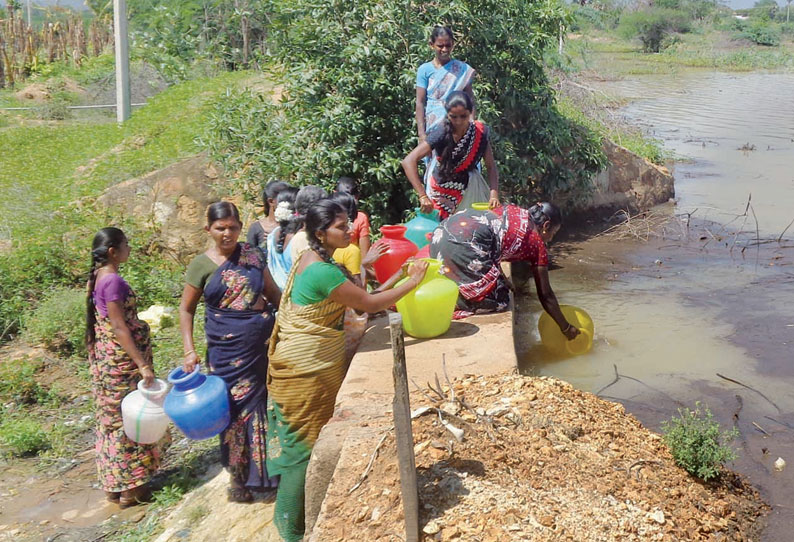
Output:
[[519, 70, 794, 540]]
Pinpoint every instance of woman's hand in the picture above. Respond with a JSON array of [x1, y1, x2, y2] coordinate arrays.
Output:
[[562, 324, 581, 341], [488, 189, 500, 210], [183, 351, 199, 374], [139, 366, 155, 387], [419, 195, 434, 215], [362, 242, 388, 268], [406, 259, 429, 286]]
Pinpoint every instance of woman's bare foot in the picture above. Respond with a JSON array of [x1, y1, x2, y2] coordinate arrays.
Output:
[[119, 484, 152, 508]]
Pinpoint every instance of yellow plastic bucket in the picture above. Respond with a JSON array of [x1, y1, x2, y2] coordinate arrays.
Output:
[[470, 202, 490, 211], [538, 305, 594, 356]]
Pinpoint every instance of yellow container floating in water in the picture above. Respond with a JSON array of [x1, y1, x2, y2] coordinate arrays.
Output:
[[538, 305, 594, 356], [395, 258, 459, 339], [470, 202, 490, 211]]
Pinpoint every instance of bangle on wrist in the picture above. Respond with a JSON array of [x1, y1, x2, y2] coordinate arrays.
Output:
[[184, 349, 196, 356]]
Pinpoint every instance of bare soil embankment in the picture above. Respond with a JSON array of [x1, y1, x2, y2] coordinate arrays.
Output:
[[317, 373, 767, 541]]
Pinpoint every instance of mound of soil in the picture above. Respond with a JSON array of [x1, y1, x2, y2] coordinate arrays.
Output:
[[319, 373, 767, 541]]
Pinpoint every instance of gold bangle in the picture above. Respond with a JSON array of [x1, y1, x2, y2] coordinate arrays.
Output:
[[419, 195, 431, 203], [184, 349, 196, 357]]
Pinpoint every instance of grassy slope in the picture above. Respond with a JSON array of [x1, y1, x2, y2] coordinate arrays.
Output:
[[0, 70, 259, 239]]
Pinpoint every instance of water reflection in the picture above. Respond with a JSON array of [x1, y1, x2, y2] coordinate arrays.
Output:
[[593, 71, 794, 235]]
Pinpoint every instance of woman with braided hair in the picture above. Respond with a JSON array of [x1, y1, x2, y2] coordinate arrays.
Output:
[[266, 199, 428, 541], [430, 202, 582, 341], [403, 90, 499, 219], [85, 227, 168, 508]]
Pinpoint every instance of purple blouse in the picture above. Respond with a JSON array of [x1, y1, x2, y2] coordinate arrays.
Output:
[[93, 273, 130, 317]]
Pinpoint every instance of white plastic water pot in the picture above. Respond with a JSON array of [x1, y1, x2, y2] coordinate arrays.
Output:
[[121, 378, 170, 444]]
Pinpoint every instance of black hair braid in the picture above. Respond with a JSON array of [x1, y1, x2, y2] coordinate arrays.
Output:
[[275, 225, 289, 255], [307, 235, 354, 283], [85, 228, 125, 349], [85, 250, 108, 349]]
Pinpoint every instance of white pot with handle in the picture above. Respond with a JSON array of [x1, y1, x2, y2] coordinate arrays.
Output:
[[121, 378, 170, 444]]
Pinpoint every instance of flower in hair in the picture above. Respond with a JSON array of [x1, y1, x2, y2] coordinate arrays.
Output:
[[274, 201, 293, 222]]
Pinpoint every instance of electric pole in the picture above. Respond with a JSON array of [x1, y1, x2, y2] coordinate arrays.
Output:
[[113, 0, 131, 122]]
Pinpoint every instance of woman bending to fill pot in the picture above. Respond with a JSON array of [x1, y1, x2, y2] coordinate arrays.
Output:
[[180, 202, 283, 502], [86, 227, 169, 508], [403, 90, 499, 220], [266, 199, 428, 541], [430, 201, 580, 342]]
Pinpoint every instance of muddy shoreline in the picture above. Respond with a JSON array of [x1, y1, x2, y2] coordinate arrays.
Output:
[[539, 210, 794, 541]]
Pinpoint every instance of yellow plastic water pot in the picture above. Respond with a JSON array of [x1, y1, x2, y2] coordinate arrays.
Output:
[[395, 258, 459, 339], [538, 305, 594, 356]]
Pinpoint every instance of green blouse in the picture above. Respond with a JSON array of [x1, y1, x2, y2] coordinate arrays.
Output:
[[291, 262, 347, 306], [185, 253, 219, 291]]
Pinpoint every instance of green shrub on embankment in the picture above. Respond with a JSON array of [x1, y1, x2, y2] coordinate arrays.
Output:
[[0, 71, 256, 344], [203, 0, 607, 227], [662, 402, 738, 481]]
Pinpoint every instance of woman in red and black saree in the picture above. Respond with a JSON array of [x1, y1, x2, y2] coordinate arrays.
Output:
[[429, 202, 582, 343], [402, 90, 500, 220]]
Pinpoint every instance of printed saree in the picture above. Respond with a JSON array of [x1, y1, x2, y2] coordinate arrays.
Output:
[[89, 282, 168, 492], [203, 243, 278, 490], [423, 59, 475, 134], [426, 121, 490, 219], [430, 205, 547, 319], [266, 251, 347, 542]]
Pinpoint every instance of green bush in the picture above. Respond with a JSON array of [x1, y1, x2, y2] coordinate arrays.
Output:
[[618, 8, 692, 52], [0, 359, 51, 405], [571, 5, 621, 31], [661, 402, 738, 481], [743, 21, 781, 46], [0, 418, 51, 457], [25, 287, 87, 357], [203, 0, 607, 226]]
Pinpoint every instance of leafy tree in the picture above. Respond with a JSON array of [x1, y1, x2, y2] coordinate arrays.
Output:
[[752, 0, 779, 20], [205, 0, 607, 225], [128, 0, 272, 72], [618, 8, 692, 52]]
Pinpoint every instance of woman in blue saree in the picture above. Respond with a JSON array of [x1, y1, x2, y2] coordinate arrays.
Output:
[[180, 201, 282, 502], [415, 26, 476, 142]]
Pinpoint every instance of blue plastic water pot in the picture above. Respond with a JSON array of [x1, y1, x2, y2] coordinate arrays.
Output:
[[164, 366, 231, 440], [404, 208, 440, 249]]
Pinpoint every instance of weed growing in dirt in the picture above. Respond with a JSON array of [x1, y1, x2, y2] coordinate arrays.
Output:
[[25, 287, 87, 357], [186, 504, 210, 522], [0, 418, 51, 457], [662, 402, 738, 481], [0, 359, 53, 405]]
